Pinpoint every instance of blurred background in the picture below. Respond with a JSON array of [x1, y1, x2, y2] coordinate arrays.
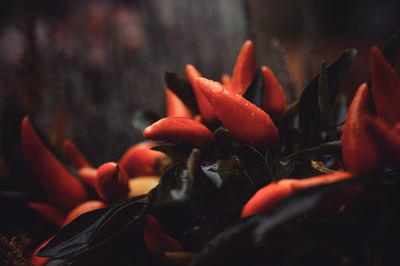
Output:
[[0, 0, 399, 255]]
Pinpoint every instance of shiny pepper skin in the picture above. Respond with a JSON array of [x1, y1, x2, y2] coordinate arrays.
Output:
[[143, 117, 213, 147], [262, 66, 287, 115], [166, 88, 192, 118], [61, 200, 107, 227], [95, 162, 130, 202], [186, 64, 217, 122], [144, 215, 184, 254], [62, 139, 92, 170], [30, 237, 53, 266], [241, 172, 353, 218], [230, 40, 256, 95], [196, 77, 278, 149], [370, 46, 400, 126], [21, 117, 88, 210], [341, 83, 381, 175], [119, 141, 165, 178]]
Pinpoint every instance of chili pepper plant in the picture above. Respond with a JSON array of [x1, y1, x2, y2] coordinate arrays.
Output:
[[19, 31, 400, 265]]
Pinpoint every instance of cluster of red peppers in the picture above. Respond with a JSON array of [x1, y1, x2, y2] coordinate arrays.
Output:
[[24, 39, 400, 265]]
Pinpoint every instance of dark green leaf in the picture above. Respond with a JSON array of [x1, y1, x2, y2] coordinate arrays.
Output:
[[382, 29, 400, 66], [213, 127, 236, 158], [236, 145, 270, 187], [131, 109, 160, 133], [298, 49, 357, 146], [151, 143, 194, 162], [281, 140, 342, 162], [318, 61, 338, 140], [243, 68, 264, 108], [165, 71, 200, 114], [190, 178, 356, 266], [270, 38, 298, 103]]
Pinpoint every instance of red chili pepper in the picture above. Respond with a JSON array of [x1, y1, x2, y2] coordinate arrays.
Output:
[[144, 214, 184, 254], [143, 117, 213, 147], [95, 162, 130, 202], [230, 40, 256, 95], [261, 66, 287, 115], [241, 172, 353, 218], [61, 200, 107, 228], [28, 202, 66, 228], [221, 74, 232, 91], [363, 116, 400, 166], [78, 167, 98, 189], [21, 117, 88, 210], [30, 237, 53, 266], [370, 46, 400, 126], [62, 139, 92, 170], [186, 64, 217, 122], [196, 77, 278, 149], [166, 88, 192, 118], [341, 83, 381, 175], [119, 141, 165, 178]]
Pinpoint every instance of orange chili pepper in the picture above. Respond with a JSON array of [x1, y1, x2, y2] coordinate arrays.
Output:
[[62, 139, 92, 170], [143, 117, 213, 147], [166, 88, 192, 118], [30, 237, 53, 266], [61, 200, 107, 228], [95, 162, 130, 202], [261, 66, 287, 115], [78, 167, 98, 189], [230, 40, 256, 95], [196, 77, 278, 149], [186, 64, 217, 122], [21, 117, 88, 210], [221, 74, 232, 91], [119, 141, 165, 178], [28, 202, 66, 228], [370, 46, 400, 126], [341, 83, 381, 175], [144, 215, 184, 254], [241, 172, 353, 218]]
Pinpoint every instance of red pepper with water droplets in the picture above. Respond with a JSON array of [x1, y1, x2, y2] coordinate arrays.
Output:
[[119, 141, 165, 178], [341, 83, 382, 175], [144, 215, 184, 254], [230, 40, 256, 95], [186, 64, 217, 122], [196, 77, 278, 149], [21, 117, 89, 210], [166, 88, 192, 118], [370, 46, 400, 126], [95, 162, 130, 202], [143, 117, 213, 147], [262, 66, 287, 115], [241, 172, 353, 218], [62, 139, 92, 170]]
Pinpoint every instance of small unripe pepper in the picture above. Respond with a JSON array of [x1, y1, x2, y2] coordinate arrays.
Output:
[[262, 66, 287, 115], [61, 200, 107, 227], [62, 139, 92, 170], [370, 46, 400, 126], [166, 88, 192, 118], [119, 141, 165, 178], [241, 171, 353, 218], [144, 215, 184, 254], [341, 83, 381, 175], [128, 176, 160, 198], [230, 40, 256, 95], [21, 117, 88, 210], [95, 162, 130, 202], [186, 64, 217, 122], [143, 117, 213, 147], [196, 77, 278, 149]]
